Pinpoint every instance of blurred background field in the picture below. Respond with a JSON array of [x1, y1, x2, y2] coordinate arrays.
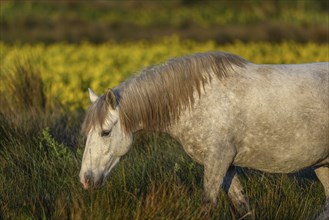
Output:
[[0, 1, 328, 219], [1, 0, 328, 43], [1, 40, 328, 111]]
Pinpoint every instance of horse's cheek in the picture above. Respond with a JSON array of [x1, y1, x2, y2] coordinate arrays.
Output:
[[114, 136, 132, 156]]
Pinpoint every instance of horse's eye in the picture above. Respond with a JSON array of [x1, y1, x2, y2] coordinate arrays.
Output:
[[101, 129, 112, 137]]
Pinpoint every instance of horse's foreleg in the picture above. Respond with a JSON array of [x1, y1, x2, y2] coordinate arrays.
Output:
[[203, 144, 236, 205], [223, 167, 253, 219]]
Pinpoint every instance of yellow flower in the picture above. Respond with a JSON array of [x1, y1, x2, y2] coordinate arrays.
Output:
[[1, 39, 327, 111]]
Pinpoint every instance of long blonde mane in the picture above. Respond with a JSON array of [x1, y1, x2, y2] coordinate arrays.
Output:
[[82, 52, 248, 134]]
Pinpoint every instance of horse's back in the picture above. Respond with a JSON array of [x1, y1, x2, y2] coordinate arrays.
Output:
[[232, 62, 329, 173]]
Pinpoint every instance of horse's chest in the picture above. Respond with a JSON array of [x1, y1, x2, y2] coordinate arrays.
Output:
[[182, 144, 205, 164], [169, 117, 209, 164], [169, 133, 202, 165]]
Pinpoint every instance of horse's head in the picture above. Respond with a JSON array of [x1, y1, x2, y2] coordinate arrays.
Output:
[[79, 88, 133, 189]]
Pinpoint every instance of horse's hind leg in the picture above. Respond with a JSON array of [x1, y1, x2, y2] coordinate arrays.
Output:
[[315, 166, 329, 197], [223, 167, 253, 219], [316, 198, 329, 220], [314, 166, 329, 220]]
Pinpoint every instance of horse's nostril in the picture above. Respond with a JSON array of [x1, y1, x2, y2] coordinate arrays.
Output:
[[85, 172, 94, 186]]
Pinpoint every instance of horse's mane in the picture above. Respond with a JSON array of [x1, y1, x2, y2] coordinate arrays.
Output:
[[82, 52, 248, 134]]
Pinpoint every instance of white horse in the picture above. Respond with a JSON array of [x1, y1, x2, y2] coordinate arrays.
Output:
[[79, 52, 329, 218]]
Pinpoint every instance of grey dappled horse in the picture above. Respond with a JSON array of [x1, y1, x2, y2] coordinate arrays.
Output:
[[79, 52, 329, 218]]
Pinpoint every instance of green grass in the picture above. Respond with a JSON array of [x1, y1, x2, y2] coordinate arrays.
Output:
[[0, 57, 326, 220], [0, 120, 325, 219]]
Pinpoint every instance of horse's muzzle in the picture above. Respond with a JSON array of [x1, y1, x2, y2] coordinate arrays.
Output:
[[80, 171, 104, 189]]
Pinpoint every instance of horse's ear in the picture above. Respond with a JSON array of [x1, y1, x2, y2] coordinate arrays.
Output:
[[105, 89, 117, 109], [88, 88, 99, 103]]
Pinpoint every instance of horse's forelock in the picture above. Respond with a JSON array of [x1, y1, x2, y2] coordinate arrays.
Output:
[[81, 95, 109, 135]]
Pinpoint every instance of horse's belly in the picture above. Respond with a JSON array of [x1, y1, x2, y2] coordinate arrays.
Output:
[[233, 106, 329, 173], [233, 141, 329, 173]]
